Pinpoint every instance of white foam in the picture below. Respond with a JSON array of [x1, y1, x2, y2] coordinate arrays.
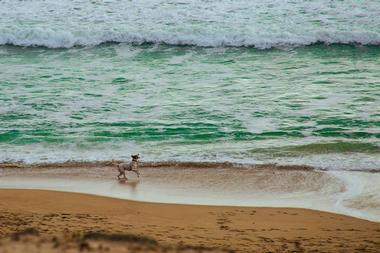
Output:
[[1, 142, 379, 171], [1, 0, 380, 48], [327, 171, 380, 221], [1, 28, 379, 49]]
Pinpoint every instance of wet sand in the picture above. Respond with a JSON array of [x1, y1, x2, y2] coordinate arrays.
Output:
[[0, 189, 380, 253], [1, 163, 380, 221]]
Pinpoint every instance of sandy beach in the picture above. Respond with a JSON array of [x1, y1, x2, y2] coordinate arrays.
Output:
[[1, 189, 379, 252], [2, 1, 380, 252]]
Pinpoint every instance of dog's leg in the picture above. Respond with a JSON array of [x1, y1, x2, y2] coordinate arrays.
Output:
[[117, 165, 123, 180], [132, 169, 140, 178]]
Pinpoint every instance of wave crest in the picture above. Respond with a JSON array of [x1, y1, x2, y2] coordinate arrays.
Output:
[[1, 28, 380, 49]]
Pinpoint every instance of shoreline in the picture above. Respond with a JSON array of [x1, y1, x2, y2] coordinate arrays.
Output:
[[1, 164, 380, 222], [0, 160, 317, 170], [1, 189, 380, 252], [1, 160, 379, 172]]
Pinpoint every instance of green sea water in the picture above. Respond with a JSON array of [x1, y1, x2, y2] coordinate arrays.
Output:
[[0, 44, 379, 169]]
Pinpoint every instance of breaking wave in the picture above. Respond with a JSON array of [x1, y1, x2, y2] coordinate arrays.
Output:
[[2, 0, 380, 49], [1, 29, 380, 49]]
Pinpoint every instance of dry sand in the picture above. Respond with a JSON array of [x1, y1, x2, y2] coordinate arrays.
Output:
[[0, 189, 379, 252]]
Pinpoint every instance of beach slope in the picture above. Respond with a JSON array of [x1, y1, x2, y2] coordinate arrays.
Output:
[[0, 189, 379, 252]]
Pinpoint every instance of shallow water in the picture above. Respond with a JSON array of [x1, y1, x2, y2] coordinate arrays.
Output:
[[1, 165, 379, 221]]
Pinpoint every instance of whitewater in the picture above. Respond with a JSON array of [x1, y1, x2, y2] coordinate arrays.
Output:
[[1, 0, 380, 48]]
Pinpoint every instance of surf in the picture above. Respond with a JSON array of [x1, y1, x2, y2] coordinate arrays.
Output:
[[1, 0, 380, 49], [1, 29, 380, 49]]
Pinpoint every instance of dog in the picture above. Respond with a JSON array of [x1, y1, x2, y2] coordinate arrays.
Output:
[[117, 154, 141, 180]]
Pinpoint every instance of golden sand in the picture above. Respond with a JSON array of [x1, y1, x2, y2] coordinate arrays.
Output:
[[0, 189, 379, 252]]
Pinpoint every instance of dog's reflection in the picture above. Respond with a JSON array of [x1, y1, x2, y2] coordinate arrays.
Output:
[[118, 179, 139, 193]]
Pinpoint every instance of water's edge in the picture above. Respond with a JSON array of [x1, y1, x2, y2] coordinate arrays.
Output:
[[1, 160, 379, 173], [1, 165, 380, 222]]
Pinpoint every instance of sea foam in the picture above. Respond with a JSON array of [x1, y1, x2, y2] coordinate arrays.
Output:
[[1, 0, 380, 49], [1, 28, 380, 48]]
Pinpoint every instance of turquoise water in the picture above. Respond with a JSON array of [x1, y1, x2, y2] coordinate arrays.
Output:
[[1, 44, 379, 169], [0, 0, 379, 169]]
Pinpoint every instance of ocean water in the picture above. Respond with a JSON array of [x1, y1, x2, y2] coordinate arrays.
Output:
[[1, 0, 379, 170]]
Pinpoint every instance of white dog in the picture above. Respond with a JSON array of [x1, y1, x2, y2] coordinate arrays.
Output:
[[117, 154, 140, 180]]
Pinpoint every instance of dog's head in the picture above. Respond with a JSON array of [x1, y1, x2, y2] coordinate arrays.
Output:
[[131, 154, 140, 161]]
